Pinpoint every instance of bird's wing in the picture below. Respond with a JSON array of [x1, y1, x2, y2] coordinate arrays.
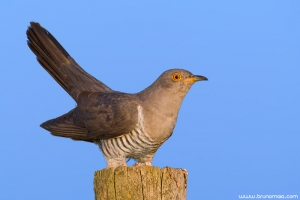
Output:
[[75, 91, 140, 139], [26, 22, 112, 100], [40, 109, 93, 142]]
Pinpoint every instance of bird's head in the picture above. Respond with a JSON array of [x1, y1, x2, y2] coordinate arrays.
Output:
[[156, 69, 208, 95], [138, 69, 207, 104]]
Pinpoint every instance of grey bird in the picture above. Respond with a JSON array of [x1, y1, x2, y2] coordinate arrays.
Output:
[[26, 22, 208, 168]]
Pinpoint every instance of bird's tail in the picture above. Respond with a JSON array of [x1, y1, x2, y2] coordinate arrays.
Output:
[[26, 22, 112, 101]]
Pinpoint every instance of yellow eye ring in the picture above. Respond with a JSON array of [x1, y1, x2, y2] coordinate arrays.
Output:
[[172, 72, 182, 81]]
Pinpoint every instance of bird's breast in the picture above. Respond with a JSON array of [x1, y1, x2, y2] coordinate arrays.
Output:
[[141, 105, 179, 143]]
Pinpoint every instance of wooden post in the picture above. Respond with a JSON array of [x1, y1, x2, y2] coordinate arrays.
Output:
[[94, 166, 188, 200]]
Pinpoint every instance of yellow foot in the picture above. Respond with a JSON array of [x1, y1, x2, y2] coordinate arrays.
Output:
[[133, 162, 152, 167]]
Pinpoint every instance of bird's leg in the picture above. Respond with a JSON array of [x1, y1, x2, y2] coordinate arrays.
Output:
[[134, 154, 154, 166], [134, 162, 152, 167], [106, 157, 126, 168]]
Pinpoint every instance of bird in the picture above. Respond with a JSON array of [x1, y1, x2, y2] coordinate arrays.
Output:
[[26, 22, 208, 168]]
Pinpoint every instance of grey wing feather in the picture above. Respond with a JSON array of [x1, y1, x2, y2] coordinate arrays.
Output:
[[76, 92, 140, 139], [40, 92, 139, 141], [40, 109, 92, 142]]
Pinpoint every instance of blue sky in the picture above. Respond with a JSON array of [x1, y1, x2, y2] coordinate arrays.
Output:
[[1, 1, 299, 199]]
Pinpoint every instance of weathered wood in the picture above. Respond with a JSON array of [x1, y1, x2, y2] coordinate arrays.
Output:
[[94, 166, 188, 200], [161, 167, 188, 200]]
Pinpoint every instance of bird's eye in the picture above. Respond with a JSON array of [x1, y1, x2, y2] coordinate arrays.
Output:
[[172, 73, 182, 81]]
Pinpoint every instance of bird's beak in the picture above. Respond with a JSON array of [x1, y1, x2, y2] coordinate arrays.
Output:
[[184, 75, 208, 83]]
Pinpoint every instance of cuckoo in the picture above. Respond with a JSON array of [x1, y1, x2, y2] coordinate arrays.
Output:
[[26, 22, 208, 168]]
